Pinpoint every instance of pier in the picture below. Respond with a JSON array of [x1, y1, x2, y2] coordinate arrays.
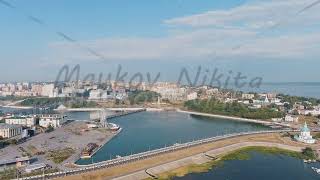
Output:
[[177, 109, 292, 128], [105, 108, 146, 119], [59, 107, 146, 112]]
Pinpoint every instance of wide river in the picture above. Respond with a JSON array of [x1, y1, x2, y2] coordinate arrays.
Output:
[[76, 111, 269, 165]]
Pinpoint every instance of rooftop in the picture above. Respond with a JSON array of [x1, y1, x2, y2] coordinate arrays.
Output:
[[25, 163, 46, 171], [301, 122, 310, 132], [5, 116, 33, 119], [0, 123, 22, 129]]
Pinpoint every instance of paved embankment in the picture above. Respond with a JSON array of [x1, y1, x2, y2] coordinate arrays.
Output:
[[18, 130, 299, 180], [113, 142, 304, 180], [177, 109, 291, 127], [1, 105, 32, 109], [60, 108, 147, 112]]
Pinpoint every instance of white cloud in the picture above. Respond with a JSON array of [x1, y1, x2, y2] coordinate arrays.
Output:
[[164, 0, 320, 29], [47, 0, 320, 63]]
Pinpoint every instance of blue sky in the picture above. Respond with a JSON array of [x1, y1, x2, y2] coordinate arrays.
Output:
[[0, 0, 320, 82]]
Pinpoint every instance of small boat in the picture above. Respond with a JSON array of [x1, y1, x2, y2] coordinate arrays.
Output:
[[81, 143, 99, 159], [312, 167, 320, 174], [107, 123, 121, 131]]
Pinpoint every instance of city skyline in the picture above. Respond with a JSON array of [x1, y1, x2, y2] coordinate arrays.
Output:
[[1, 0, 320, 82]]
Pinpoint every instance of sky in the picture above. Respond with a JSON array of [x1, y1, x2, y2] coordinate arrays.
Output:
[[1, 0, 320, 83]]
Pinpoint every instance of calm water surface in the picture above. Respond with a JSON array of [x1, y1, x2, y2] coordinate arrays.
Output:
[[77, 111, 269, 164], [238, 82, 320, 98], [174, 151, 319, 180]]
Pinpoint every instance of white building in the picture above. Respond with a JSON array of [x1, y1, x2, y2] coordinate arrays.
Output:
[[41, 84, 55, 97], [206, 88, 219, 95], [301, 109, 320, 116], [242, 93, 255, 99], [284, 115, 299, 122], [271, 118, 283, 122], [152, 87, 187, 101], [5, 116, 36, 127], [39, 114, 66, 128], [187, 92, 198, 100], [0, 124, 22, 139], [270, 98, 281, 103], [88, 89, 103, 100], [294, 122, 315, 144]]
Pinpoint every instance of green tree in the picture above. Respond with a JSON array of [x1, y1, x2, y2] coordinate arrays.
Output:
[[302, 147, 316, 159], [184, 98, 284, 120]]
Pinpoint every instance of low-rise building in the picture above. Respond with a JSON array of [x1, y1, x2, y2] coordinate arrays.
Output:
[[301, 109, 320, 116], [242, 93, 255, 99], [152, 87, 187, 101], [25, 163, 47, 173], [187, 92, 198, 100], [294, 122, 315, 144], [206, 88, 219, 95], [0, 124, 22, 138], [271, 118, 283, 122], [0, 156, 31, 170], [41, 84, 55, 97], [39, 114, 66, 128], [5, 116, 36, 127], [284, 115, 299, 122], [88, 89, 103, 100]]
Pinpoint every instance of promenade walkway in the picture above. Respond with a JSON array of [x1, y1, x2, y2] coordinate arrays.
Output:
[[177, 109, 291, 127], [113, 141, 304, 180]]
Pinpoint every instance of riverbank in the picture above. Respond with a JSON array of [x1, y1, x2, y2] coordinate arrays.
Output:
[[177, 109, 291, 127], [56, 132, 309, 180], [143, 146, 309, 180], [0, 105, 33, 109], [115, 142, 305, 180], [55, 107, 161, 112]]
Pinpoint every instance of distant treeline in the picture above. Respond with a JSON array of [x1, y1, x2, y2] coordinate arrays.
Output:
[[66, 100, 98, 108], [19, 97, 98, 108], [0, 95, 27, 101], [20, 97, 71, 107], [184, 98, 284, 120], [279, 94, 320, 107], [128, 91, 160, 105]]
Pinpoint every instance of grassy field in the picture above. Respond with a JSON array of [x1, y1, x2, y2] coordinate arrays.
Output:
[[221, 146, 306, 160], [46, 148, 75, 164]]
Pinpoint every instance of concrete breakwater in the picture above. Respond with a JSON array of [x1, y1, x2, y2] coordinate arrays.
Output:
[[177, 109, 291, 127], [60, 107, 147, 112], [106, 108, 146, 119]]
